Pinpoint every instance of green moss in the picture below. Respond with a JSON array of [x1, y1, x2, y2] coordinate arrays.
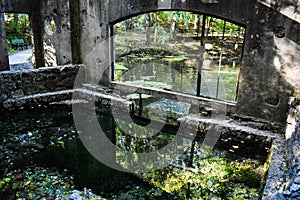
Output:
[[126, 93, 152, 100], [115, 63, 128, 70], [134, 56, 155, 61], [162, 56, 187, 62], [138, 154, 264, 199]]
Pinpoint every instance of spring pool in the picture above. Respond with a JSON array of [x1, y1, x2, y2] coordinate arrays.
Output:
[[0, 103, 270, 199]]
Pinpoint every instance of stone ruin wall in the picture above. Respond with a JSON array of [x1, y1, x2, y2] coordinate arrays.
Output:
[[0, 1, 300, 198], [0, 65, 83, 109], [280, 98, 300, 199], [61, 0, 300, 123], [0, 0, 300, 123], [42, 0, 72, 66]]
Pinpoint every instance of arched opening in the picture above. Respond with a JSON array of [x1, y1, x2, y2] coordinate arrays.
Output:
[[4, 12, 33, 70], [112, 11, 245, 102]]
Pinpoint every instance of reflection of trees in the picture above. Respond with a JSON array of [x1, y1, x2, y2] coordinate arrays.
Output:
[[113, 115, 267, 199], [115, 11, 245, 45], [115, 119, 173, 153], [114, 11, 245, 101], [137, 140, 265, 199]]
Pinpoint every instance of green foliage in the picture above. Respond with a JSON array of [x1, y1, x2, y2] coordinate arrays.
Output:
[[114, 119, 266, 199], [162, 56, 187, 62], [114, 11, 243, 36], [115, 63, 128, 70], [167, 11, 196, 30], [139, 154, 264, 199], [115, 70, 123, 82], [57, 140, 65, 149], [7, 48, 19, 55], [113, 11, 245, 102], [118, 187, 165, 200], [115, 121, 174, 153], [0, 167, 108, 199], [114, 63, 128, 81], [0, 177, 11, 189], [4, 13, 31, 46], [136, 14, 147, 31], [49, 19, 56, 33]]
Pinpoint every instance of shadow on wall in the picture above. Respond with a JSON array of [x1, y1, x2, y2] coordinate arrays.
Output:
[[236, 1, 300, 122], [262, 2, 300, 121]]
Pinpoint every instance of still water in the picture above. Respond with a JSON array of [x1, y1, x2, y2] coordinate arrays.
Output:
[[0, 104, 268, 199], [115, 58, 239, 102]]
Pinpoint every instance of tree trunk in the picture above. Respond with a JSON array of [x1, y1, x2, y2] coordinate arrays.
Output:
[[14, 13, 19, 25], [145, 13, 151, 45], [170, 17, 177, 41]]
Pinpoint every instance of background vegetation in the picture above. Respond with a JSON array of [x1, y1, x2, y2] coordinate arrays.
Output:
[[114, 11, 245, 101], [4, 13, 31, 54]]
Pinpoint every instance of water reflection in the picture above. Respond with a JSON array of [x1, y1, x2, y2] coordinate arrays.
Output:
[[0, 105, 267, 199], [116, 59, 239, 101], [114, 117, 267, 199], [113, 11, 245, 102]]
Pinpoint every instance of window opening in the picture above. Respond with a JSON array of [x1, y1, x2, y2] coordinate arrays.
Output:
[[112, 11, 245, 102], [44, 17, 56, 36], [4, 13, 33, 70]]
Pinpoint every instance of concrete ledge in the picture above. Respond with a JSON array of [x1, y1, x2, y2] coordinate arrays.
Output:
[[262, 139, 287, 199], [72, 89, 134, 116], [263, 97, 300, 199], [93, 82, 237, 115], [2, 90, 74, 109], [2, 88, 135, 117]]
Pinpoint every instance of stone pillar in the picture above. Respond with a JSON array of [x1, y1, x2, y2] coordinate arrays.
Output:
[[30, 1, 45, 68], [70, 0, 82, 64], [0, 12, 9, 71]]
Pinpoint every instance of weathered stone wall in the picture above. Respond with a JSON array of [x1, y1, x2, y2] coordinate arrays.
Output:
[[278, 97, 300, 199], [79, 0, 111, 84], [77, 0, 300, 122], [0, 0, 300, 122], [42, 0, 72, 66], [238, 2, 300, 123], [0, 65, 84, 109], [258, 0, 300, 23], [263, 97, 300, 199], [0, 0, 31, 13]]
